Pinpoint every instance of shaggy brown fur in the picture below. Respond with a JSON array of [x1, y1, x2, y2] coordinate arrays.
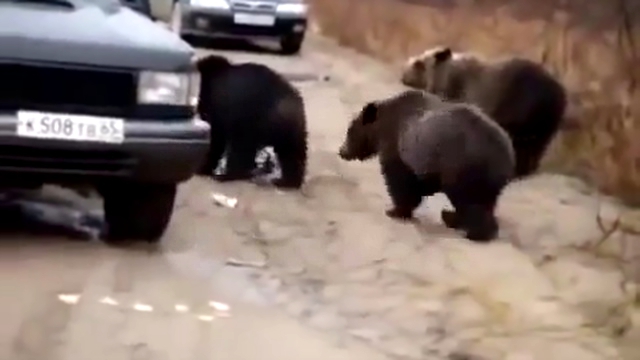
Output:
[[401, 47, 567, 178], [338, 89, 514, 242]]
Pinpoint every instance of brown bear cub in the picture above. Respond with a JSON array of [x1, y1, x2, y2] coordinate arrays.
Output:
[[195, 54, 308, 189], [401, 47, 567, 178], [338, 90, 515, 242]]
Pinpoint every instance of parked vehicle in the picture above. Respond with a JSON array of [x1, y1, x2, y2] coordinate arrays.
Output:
[[170, 0, 308, 55], [0, 0, 210, 243]]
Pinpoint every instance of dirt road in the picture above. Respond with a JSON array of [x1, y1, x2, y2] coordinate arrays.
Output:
[[1, 34, 640, 360]]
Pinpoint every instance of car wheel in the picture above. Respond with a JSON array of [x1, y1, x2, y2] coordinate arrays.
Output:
[[101, 182, 177, 244], [280, 34, 304, 55], [170, 2, 183, 36]]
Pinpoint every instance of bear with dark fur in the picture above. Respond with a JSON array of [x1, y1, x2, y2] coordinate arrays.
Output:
[[401, 47, 567, 178], [195, 54, 308, 189], [338, 90, 515, 242]]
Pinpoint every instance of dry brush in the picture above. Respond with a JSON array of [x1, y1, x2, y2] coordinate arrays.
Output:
[[310, 0, 640, 205]]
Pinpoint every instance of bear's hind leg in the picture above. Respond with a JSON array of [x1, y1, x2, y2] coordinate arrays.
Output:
[[443, 182, 501, 242], [199, 130, 227, 176], [514, 137, 556, 179], [272, 130, 308, 189], [464, 205, 498, 242], [441, 195, 468, 231], [442, 202, 498, 241], [441, 209, 465, 230], [213, 141, 257, 182], [511, 110, 560, 179], [381, 160, 424, 220], [440, 183, 468, 230]]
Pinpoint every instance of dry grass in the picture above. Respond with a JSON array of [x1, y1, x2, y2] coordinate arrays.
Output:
[[309, 0, 640, 205]]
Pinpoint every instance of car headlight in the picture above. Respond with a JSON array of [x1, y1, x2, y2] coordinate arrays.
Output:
[[190, 0, 229, 9], [189, 72, 200, 108], [138, 71, 200, 106], [277, 1, 308, 15]]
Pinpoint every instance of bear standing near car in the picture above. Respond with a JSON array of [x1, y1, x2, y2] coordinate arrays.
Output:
[[195, 54, 308, 189], [338, 89, 515, 242], [401, 47, 567, 178]]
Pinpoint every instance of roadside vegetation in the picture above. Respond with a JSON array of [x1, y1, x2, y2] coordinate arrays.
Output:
[[309, 0, 640, 206]]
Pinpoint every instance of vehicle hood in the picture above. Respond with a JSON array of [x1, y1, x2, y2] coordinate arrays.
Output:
[[0, 1, 194, 71]]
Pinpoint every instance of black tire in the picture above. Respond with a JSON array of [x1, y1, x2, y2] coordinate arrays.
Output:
[[280, 34, 304, 55], [101, 182, 177, 244]]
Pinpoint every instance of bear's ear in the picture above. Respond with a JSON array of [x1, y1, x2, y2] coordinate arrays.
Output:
[[195, 54, 231, 75], [361, 102, 378, 125], [433, 47, 453, 64]]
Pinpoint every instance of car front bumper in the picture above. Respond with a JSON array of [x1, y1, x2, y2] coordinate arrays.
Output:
[[0, 114, 210, 185], [178, 4, 307, 40]]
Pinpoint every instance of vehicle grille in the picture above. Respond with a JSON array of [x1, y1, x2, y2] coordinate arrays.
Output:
[[231, 1, 276, 12], [0, 63, 137, 119], [0, 144, 136, 176]]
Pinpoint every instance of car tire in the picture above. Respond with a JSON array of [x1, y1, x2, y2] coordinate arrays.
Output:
[[280, 34, 304, 55], [101, 182, 177, 244]]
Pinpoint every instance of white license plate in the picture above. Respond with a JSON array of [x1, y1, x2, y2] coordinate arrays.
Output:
[[233, 13, 275, 26], [17, 111, 125, 144]]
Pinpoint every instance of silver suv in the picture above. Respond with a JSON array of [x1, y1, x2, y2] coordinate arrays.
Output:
[[170, 0, 308, 55]]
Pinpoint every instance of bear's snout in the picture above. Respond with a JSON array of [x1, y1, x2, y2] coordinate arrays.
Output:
[[338, 144, 352, 160], [400, 70, 412, 86], [401, 69, 423, 89]]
